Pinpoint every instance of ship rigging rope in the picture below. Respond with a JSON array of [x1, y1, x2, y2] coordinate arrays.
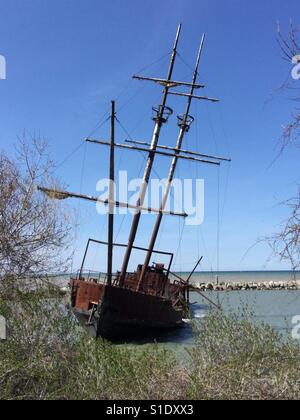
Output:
[[177, 51, 199, 76], [133, 51, 172, 76], [216, 168, 221, 273], [116, 114, 191, 272], [113, 132, 153, 249], [47, 50, 171, 179], [115, 117, 183, 211], [206, 100, 221, 273], [195, 101, 213, 267], [156, 216, 166, 252], [216, 102, 231, 234], [173, 217, 185, 272], [113, 140, 146, 244], [194, 100, 219, 275], [117, 52, 171, 114], [106, 53, 172, 248], [210, 106, 231, 276], [214, 103, 232, 273], [47, 115, 111, 180], [89, 80, 164, 270], [45, 51, 175, 274], [177, 50, 207, 270], [70, 115, 112, 273]]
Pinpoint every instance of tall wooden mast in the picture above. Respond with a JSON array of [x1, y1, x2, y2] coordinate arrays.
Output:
[[38, 26, 229, 298], [138, 35, 206, 289], [119, 24, 182, 286], [107, 100, 115, 286]]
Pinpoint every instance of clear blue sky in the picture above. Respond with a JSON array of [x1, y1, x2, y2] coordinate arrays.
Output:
[[0, 0, 299, 272]]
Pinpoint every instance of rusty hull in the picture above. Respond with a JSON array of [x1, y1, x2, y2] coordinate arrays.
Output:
[[70, 264, 187, 340]]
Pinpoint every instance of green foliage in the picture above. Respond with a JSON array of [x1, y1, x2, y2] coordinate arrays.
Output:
[[0, 285, 186, 400], [188, 310, 300, 400], [1, 287, 300, 400]]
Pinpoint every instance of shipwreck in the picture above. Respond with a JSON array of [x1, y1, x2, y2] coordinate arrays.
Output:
[[39, 24, 230, 340]]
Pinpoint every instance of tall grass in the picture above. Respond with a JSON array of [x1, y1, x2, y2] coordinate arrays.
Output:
[[0, 284, 187, 400], [1, 283, 300, 400]]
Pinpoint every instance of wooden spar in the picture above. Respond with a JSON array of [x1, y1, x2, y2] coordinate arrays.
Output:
[[107, 101, 115, 286], [119, 24, 182, 287], [191, 288, 222, 311], [138, 34, 208, 289], [165, 265, 221, 311], [169, 91, 220, 102], [86, 138, 220, 166], [186, 256, 203, 304], [132, 75, 205, 89], [124, 139, 231, 162], [38, 187, 188, 217], [164, 269, 187, 284], [186, 256, 203, 284]]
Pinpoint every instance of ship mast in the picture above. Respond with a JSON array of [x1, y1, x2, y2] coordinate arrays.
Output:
[[107, 100, 115, 286], [137, 35, 206, 289], [119, 24, 182, 286], [38, 25, 230, 292]]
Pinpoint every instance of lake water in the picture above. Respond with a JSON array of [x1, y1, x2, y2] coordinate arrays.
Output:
[[179, 270, 300, 285], [53, 271, 300, 346], [148, 290, 300, 348]]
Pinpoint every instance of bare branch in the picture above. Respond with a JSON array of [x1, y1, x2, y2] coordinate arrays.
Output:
[[0, 137, 73, 279], [267, 23, 300, 270], [267, 190, 300, 270], [276, 22, 300, 151]]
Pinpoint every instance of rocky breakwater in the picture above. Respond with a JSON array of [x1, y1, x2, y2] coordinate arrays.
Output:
[[192, 280, 300, 292]]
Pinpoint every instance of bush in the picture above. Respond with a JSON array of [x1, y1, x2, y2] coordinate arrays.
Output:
[[0, 284, 187, 400], [1, 287, 300, 400], [188, 310, 300, 400]]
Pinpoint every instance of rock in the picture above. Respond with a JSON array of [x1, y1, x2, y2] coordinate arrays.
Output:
[[190, 278, 300, 293]]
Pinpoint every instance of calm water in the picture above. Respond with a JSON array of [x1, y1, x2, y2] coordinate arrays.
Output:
[[124, 270, 300, 347], [151, 290, 300, 347], [53, 271, 300, 346]]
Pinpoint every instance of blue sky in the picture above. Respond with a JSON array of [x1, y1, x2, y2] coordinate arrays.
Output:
[[0, 0, 299, 272]]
